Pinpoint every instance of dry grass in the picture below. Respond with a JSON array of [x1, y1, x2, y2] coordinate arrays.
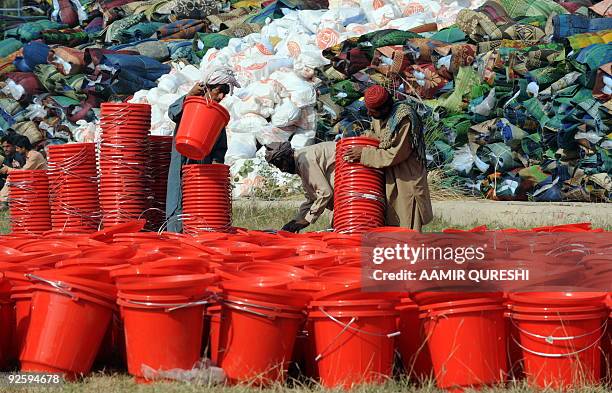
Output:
[[0, 210, 10, 234], [4, 201, 608, 235], [0, 204, 465, 236], [427, 169, 479, 202], [4, 374, 609, 393]]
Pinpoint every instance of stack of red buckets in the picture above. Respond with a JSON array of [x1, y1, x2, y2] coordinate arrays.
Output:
[[98, 103, 151, 227], [181, 164, 232, 233], [7, 170, 51, 234], [333, 137, 385, 233], [47, 143, 100, 232], [144, 135, 173, 231]]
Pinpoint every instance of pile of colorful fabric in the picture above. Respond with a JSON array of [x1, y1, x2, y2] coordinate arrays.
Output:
[[316, 0, 612, 202], [1, 0, 610, 202]]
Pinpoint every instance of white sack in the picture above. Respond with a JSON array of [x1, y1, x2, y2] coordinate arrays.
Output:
[[227, 114, 268, 134], [225, 132, 258, 166], [271, 99, 301, 127]]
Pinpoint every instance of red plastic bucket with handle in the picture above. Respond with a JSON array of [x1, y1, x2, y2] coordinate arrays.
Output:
[[509, 311, 607, 389], [219, 298, 304, 386], [117, 294, 208, 382], [421, 303, 508, 391], [20, 284, 115, 380], [175, 97, 230, 160], [308, 300, 398, 388]]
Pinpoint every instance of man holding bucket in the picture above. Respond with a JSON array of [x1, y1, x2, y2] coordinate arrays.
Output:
[[343, 85, 433, 231], [165, 66, 240, 233], [265, 141, 336, 233]]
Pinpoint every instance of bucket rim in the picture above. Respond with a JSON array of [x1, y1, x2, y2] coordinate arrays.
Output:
[[31, 283, 117, 310], [222, 293, 307, 314], [117, 291, 196, 302], [27, 272, 116, 299], [115, 273, 217, 291], [508, 311, 608, 321], [183, 96, 230, 119], [117, 296, 208, 311], [420, 297, 504, 312], [310, 299, 397, 308], [223, 301, 305, 319], [508, 303, 607, 314], [236, 262, 312, 279], [308, 308, 398, 318], [508, 290, 608, 305], [420, 304, 506, 319]]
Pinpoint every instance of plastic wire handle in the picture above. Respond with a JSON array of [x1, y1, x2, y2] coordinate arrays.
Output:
[[318, 307, 400, 338], [221, 298, 307, 315], [315, 316, 357, 362], [26, 273, 78, 300], [122, 298, 210, 312], [223, 301, 280, 320], [510, 316, 608, 343], [510, 326, 608, 359]]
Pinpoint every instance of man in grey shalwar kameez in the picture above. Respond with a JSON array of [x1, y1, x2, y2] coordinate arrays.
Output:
[[265, 141, 336, 233], [165, 67, 240, 232]]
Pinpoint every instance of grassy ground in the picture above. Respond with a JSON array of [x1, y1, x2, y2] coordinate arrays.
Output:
[[231, 202, 470, 233], [4, 374, 610, 393], [0, 210, 10, 234], [0, 205, 467, 235]]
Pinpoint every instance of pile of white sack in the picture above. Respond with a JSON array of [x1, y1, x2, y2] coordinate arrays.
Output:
[[116, 0, 486, 197]]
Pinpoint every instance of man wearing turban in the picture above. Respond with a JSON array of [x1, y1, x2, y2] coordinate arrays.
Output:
[[343, 85, 433, 230], [165, 66, 240, 233], [265, 141, 336, 233]]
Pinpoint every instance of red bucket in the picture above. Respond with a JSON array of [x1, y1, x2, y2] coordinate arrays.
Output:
[[510, 311, 607, 388], [117, 293, 207, 382], [175, 97, 230, 160], [219, 296, 304, 385], [20, 284, 115, 380], [421, 302, 507, 391], [308, 299, 397, 388]]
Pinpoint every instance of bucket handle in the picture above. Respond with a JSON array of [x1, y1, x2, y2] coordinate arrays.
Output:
[[510, 326, 607, 358], [221, 298, 306, 315], [315, 315, 357, 362], [510, 316, 608, 343], [545, 243, 591, 257], [121, 298, 210, 312], [26, 274, 78, 300], [314, 306, 399, 362], [222, 301, 280, 320], [318, 307, 400, 338]]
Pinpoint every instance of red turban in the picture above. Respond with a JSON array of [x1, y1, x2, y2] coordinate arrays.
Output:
[[364, 85, 390, 109]]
